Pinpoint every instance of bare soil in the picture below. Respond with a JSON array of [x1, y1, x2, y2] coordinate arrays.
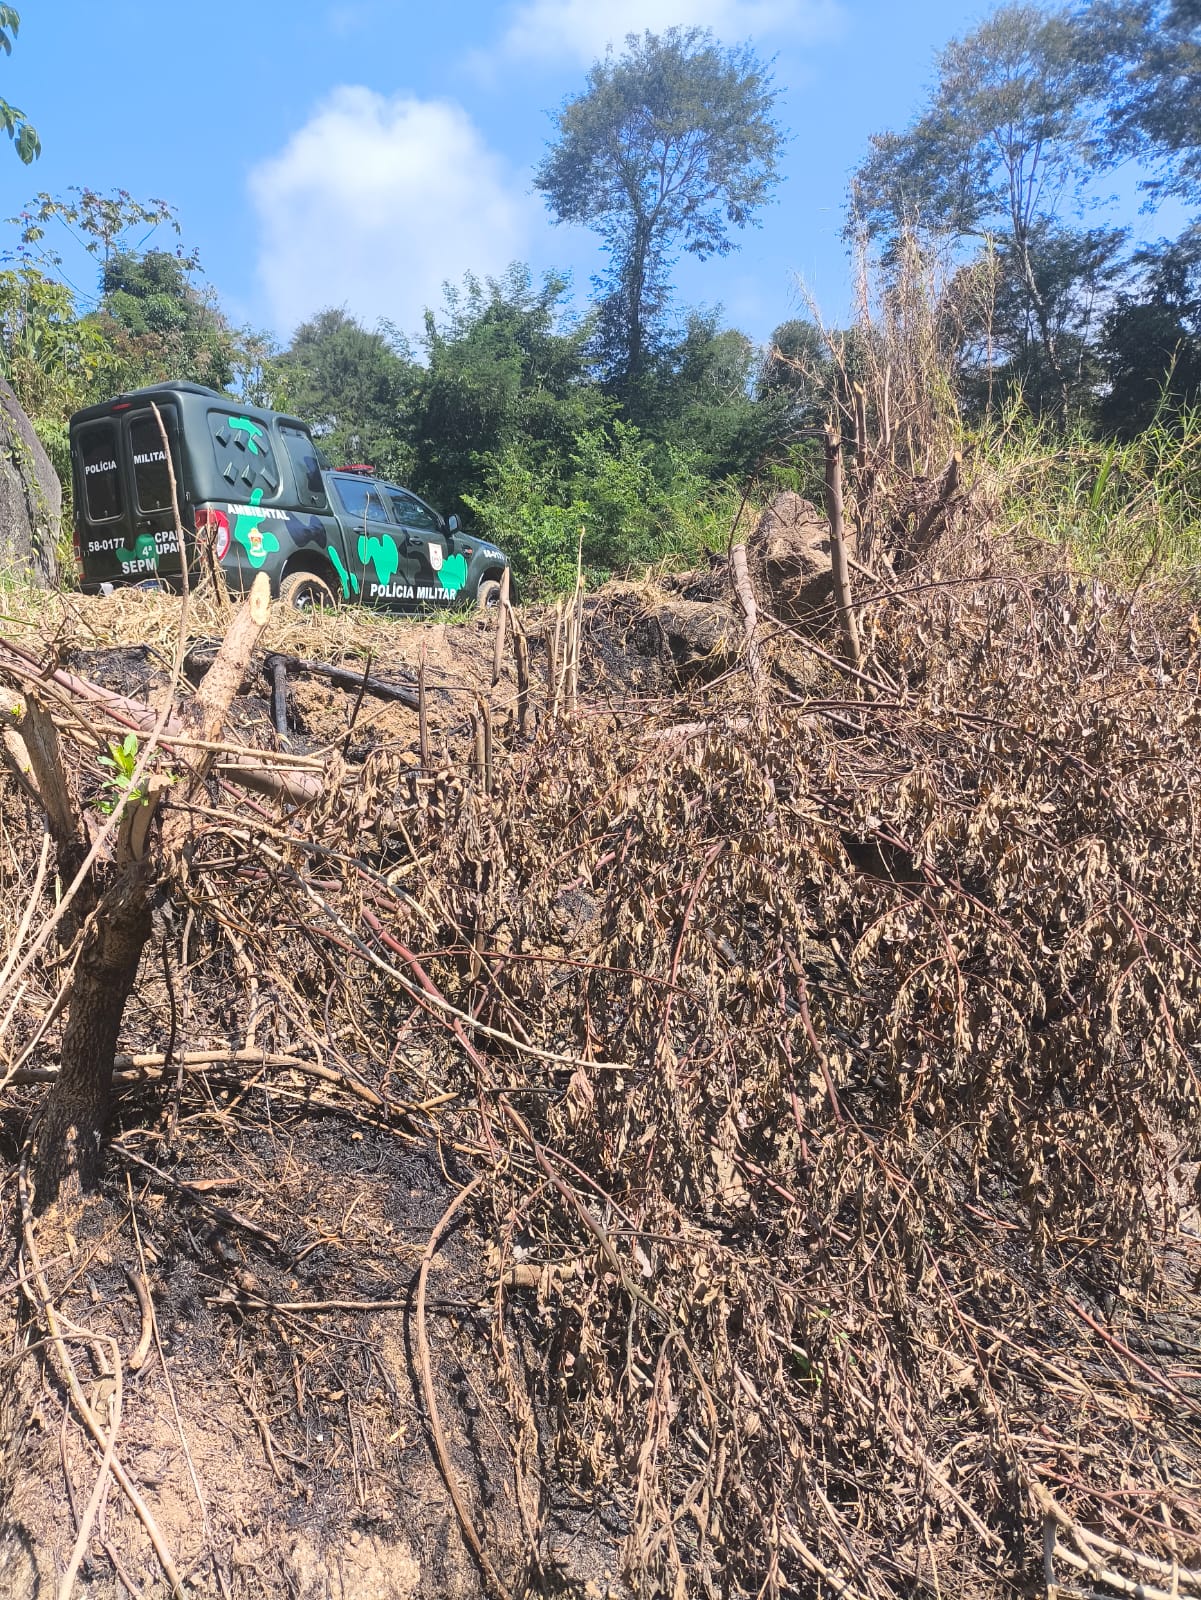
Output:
[[0, 587, 652, 1600]]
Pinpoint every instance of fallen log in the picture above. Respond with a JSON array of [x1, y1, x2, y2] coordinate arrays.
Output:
[[267, 651, 421, 711]]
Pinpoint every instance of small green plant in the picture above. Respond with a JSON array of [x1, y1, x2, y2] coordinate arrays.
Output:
[[97, 731, 145, 815]]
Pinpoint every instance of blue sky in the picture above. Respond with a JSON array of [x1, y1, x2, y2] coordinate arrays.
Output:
[[3, 0, 1185, 352]]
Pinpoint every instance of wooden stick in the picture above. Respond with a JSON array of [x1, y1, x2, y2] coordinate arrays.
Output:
[[0, 719, 41, 807], [514, 629, 530, 739], [729, 544, 763, 692], [880, 363, 893, 459], [214, 755, 322, 806], [19, 694, 82, 852], [266, 654, 289, 739], [912, 449, 963, 549], [824, 423, 862, 670], [472, 707, 486, 790], [417, 1175, 515, 1600], [491, 567, 510, 688], [158, 574, 273, 847], [852, 381, 868, 472], [570, 530, 584, 713], [8, 1046, 453, 1118], [418, 641, 430, 769], [547, 602, 563, 720], [289, 655, 419, 711]]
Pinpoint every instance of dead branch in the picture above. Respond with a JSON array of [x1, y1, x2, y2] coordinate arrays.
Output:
[[729, 543, 763, 692], [824, 422, 863, 669], [417, 1173, 515, 1600], [262, 652, 420, 711]]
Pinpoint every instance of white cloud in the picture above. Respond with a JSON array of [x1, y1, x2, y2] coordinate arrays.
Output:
[[495, 0, 843, 65], [248, 88, 539, 340]]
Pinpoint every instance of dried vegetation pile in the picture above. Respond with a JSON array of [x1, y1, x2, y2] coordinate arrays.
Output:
[[1, 445, 1201, 1599]]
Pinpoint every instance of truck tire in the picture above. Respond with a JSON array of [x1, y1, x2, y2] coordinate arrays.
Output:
[[281, 570, 336, 611], [476, 577, 503, 611]]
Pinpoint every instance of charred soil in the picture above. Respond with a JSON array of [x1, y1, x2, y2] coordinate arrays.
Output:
[[1, 497, 1201, 1600]]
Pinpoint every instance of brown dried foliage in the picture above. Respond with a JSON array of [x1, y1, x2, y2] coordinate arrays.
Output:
[[3, 510, 1201, 1597]]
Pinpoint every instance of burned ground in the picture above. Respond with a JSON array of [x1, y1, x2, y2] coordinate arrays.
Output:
[[1, 513, 1201, 1599]]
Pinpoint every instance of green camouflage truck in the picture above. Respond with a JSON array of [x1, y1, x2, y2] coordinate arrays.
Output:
[[69, 381, 509, 609]]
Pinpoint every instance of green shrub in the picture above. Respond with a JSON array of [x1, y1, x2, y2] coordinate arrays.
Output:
[[465, 420, 745, 597]]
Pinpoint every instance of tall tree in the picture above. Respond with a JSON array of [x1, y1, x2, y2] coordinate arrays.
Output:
[[535, 28, 783, 397], [1097, 228, 1201, 433], [851, 5, 1115, 409], [1081, 0, 1201, 202], [650, 312, 789, 475], [954, 221, 1127, 412], [93, 249, 243, 393], [0, 6, 37, 163]]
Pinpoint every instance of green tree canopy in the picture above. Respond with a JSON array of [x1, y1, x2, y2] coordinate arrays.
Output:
[[95, 248, 243, 393], [535, 28, 783, 397], [851, 4, 1116, 409], [1081, 0, 1201, 202], [649, 311, 789, 476], [276, 308, 417, 483], [1097, 228, 1201, 433], [409, 265, 609, 511]]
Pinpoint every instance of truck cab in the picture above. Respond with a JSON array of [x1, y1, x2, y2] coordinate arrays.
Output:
[[69, 382, 509, 610]]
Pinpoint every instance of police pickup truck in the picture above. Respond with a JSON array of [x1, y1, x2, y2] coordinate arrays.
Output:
[[69, 381, 509, 610]]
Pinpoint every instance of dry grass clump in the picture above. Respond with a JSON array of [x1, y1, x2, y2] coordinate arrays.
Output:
[[3, 502, 1201, 1596], [375, 539, 1201, 1597]]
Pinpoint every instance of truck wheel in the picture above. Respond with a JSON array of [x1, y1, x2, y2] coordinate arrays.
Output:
[[476, 577, 503, 611], [281, 571, 336, 611]]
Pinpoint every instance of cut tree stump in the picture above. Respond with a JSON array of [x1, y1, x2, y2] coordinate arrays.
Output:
[[16, 575, 272, 1210]]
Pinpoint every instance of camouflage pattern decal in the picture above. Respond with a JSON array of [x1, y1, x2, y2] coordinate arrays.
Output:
[[358, 532, 400, 587], [438, 553, 468, 595], [328, 545, 359, 597], [232, 488, 280, 568], [230, 417, 266, 455], [117, 532, 159, 577]]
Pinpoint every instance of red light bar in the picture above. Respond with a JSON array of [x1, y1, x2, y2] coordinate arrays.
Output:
[[112, 402, 132, 411], [337, 463, 375, 474]]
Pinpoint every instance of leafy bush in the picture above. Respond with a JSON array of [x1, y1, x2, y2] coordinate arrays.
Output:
[[464, 420, 744, 596]]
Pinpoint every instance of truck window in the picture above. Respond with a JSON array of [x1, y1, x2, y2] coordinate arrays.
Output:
[[78, 422, 122, 523], [333, 476, 389, 522], [129, 412, 174, 514], [386, 489, 440, 532], [208, 409, 281, 502], [279, 424, 328, 510]]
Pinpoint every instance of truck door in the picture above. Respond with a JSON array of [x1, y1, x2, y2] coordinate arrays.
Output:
[[124, 406, 186, 580], [74, 405, 186, 586], [74, 417, 127, 585], [329, 474, 419, 607], [384, 488, 467, 604], [276, 423, 350, 593]]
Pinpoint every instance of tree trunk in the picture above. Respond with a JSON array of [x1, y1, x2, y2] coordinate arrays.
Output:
[[30, 866, 151, 1206], [1011, 213, 1070, 413], [21, 573, 273, 1210], [624, 218, 651, 389], [824, 425, 862, 670]]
